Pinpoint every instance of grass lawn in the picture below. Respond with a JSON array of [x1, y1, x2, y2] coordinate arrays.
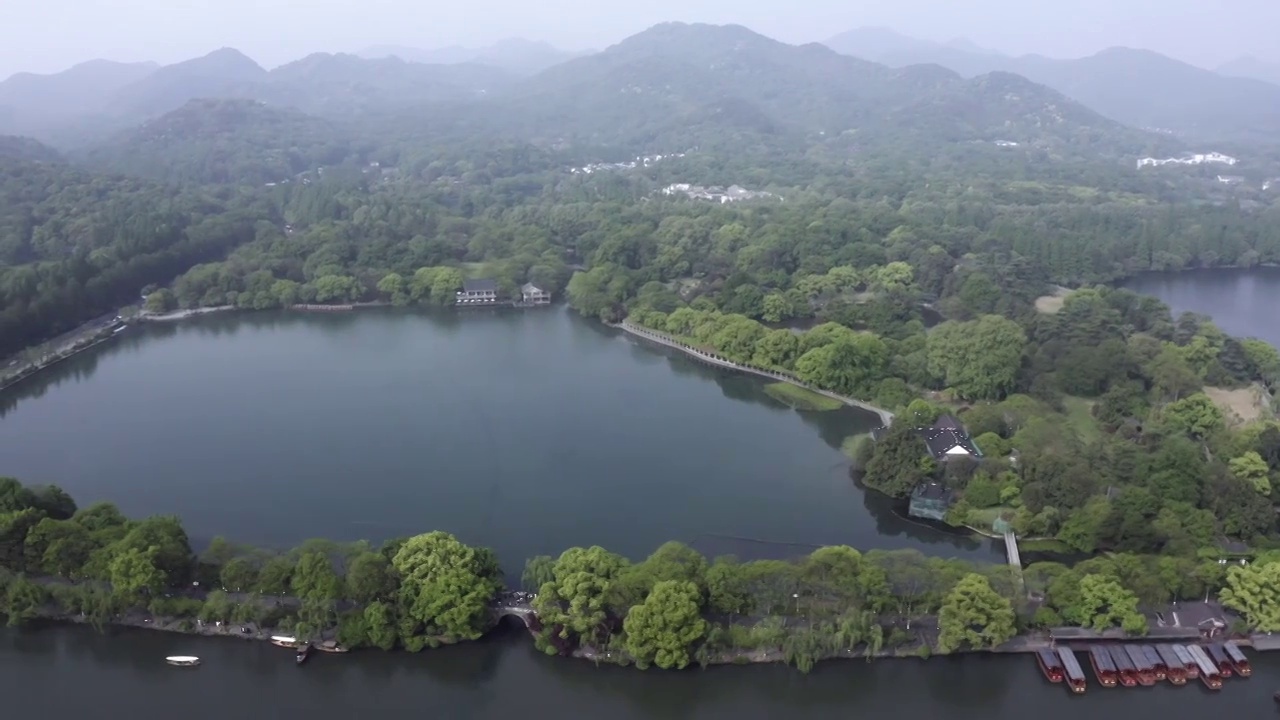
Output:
[[965, 506, 1015, 531], [1061, 396, 1101, 443], [763, 382, 843, 411], [1018, 538, 1075, 554]]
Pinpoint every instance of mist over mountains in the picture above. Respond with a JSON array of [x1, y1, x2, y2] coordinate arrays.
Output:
[[823, 27, 1280, 142], [0, 21, 1276, 154]]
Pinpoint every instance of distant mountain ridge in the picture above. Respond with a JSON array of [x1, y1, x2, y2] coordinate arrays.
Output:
[[1217, 55, 1280, 87], [358, 38, 592, 75], [469, 22, 1159, 157], [824, 27, 1280, 141]]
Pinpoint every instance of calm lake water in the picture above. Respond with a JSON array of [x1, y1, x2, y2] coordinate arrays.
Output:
[[1122, 266, 1280, 348], [3, 295, 1279, 716], [0, 305, 995, 571], [4, 624, 1278, 719]]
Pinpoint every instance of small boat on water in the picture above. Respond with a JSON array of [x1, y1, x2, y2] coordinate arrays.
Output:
[[1036, 649, 1064, 683], [1172, 645, 1198, 679], [270, 635, 298, 648], [165, 655, 200, 667], [1088, 646, 1118, 688], [295, 641, 311, 666], [1186, 645, 1223, 690], [1223, 641, 1252, 677], [1107, 645, 1138, 687], [1124, 645, 1157, 686], [1155, 645, 1187, 685], [1056, 648, 1087, 694], [1141, 645, 1166, 681], [316, 640, 350, 654], [1205, 643, 1234, 678]]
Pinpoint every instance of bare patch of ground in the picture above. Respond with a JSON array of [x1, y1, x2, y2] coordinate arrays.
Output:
[[1205, 384, 1271, 426], [1034, 286, 1072, 314]]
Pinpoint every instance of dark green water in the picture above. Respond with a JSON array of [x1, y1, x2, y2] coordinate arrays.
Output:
[[0, 306, 995, 570], [2, 301, 1279, 715], [3, 624, 1277, 718]]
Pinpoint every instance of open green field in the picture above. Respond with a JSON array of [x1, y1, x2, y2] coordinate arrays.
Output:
[[1061, 396, 1101, 443], [764, 382, 843, 411]]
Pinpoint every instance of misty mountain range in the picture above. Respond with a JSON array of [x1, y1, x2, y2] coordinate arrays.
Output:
[[0, 22, 1277, 151]]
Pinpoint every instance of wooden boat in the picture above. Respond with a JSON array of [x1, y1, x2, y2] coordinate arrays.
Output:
[[165, 655, 200, 667], [1036, 649, 1064, 683], [295, 641, 311, 666], [1155, 644, 1187, 685], [1124, 645, 1157, 686], [269, 635, 297, 648], [1141, 645, 1166, 681], [1107, 645, 1138, 687], [1205, 643, 1234, 678], [1088, 646, 1118, 688], [316, 640, 350, 654], [1186, 645, 1222, 690], [1172, 644, 1198, 679], [1223, 641, 1252, 677], [1057, 648, 1087, 694]]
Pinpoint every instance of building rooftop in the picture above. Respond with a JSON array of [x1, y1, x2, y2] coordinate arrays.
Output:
[[521, 282, 545, 293], [462, 278, 497, 293]]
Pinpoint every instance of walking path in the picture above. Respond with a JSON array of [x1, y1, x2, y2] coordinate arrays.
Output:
[[617, 321, 894, 425], [1004, 530, 1027, 598]]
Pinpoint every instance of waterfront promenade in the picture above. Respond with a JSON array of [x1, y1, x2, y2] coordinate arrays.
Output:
[[617, 320, 894, 425]]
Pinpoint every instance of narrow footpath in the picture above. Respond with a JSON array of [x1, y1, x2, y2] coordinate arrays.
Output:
[[616, 320, 895, 425]]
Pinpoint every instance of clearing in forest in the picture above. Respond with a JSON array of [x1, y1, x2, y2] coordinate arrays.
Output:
[[1033, 286, 1072, 314], [1205, 385, 1270, 426]]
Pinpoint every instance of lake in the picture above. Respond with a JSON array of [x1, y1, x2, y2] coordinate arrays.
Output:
[[4, 294, 1279, 716], [0, 305, 997, 572], [1122, 266, 1280, 348], [4, 624, 1277, 719]]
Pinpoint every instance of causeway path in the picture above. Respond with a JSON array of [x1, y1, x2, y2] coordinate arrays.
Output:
[[617, 320, 894, 426]]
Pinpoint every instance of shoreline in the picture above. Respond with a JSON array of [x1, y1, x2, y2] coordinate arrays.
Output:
[[615, 320, 895, 425]]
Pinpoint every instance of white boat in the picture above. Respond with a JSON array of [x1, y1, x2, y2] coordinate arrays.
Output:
[[165, 655, 200, 667], [269, 635, 298, 648]]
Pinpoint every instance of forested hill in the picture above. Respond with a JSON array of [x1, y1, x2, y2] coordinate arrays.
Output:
[[476, 22, 1160, 157], [0, 156, 258, 356], [76, 99, 370, 186], [825, 28, 1280, 143], [0, 135, 61, 163]]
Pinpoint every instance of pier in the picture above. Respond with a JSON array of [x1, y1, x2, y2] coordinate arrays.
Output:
[[617, 321, 894, 425]]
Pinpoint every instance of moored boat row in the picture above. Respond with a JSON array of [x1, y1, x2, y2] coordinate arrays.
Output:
[[1039, 642, 1251, 694]]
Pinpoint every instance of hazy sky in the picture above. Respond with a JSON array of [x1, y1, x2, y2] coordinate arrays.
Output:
[[4, 0, 1277, 78]]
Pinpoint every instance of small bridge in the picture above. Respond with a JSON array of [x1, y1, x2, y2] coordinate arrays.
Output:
[[617, 321, 894, 425], [493, 591, 539, 629], [1004, 530, 1027, 598]]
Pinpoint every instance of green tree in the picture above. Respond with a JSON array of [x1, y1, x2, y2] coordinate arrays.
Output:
[[346, 552, 396, 604], [256, 556, 295, 595], [109, 546, 165, 601], [1229, 451, 1272, 496], [1220, 562, 1280, 631], [533, 545, 629, 642], [144, 289, 175, 313], [926, 315, 1026, 400], [4, 575, 46, 627], [376, 272, 409, 305], [1063, 573, 1144, 632], [936, 573, 1016, 652], [220, 557, 260, 593], [364, 600, 398, 650], [392, 531, 501, 647], [862, 422, 931, 498], [622, 580, 708, 669], [1160, 393, 1224, 439]]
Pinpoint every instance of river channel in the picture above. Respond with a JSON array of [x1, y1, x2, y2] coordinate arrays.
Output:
[[0, 305, 995, 571]]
